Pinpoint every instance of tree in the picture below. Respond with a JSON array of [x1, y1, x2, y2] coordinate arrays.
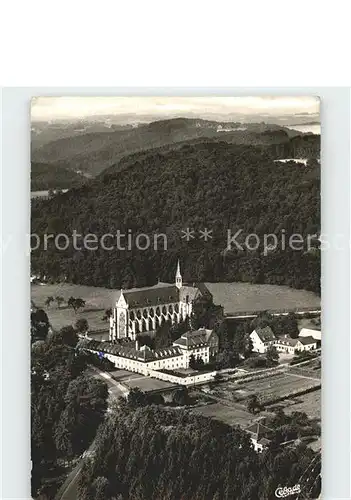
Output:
[[45, 296, 54, 307], [59, 326, 78, 347], [137, 334, 155, 350], [147, 393, 165, 405], [75, 298, 86, 312], [172, 387, 190, 406], [63, 375, 108, 454], [232, 324, 253, 358], [67, 296, 76, 311], [102, 308, 112, 322], [285, 312, 299, 338], [216, 349, 240, 369], [306, 157, 320, 169], [127, 387, 148, 408], [251, 311, 275, 331], [31, 308, 50, 341], [266, 345, 279, 366], [189, 354, 197, 370], [191, 295, 223, 330], [75, 318, 89, 335], [214, 372, 223, 382], [55, 296, 65, 308], [247, 394, 262, 414], [92, 477, 111, 500], [155, 320, 172, 349], [196, 356, 205, 368], [54, 403, 75, 460], [67, 296, 86, 313]]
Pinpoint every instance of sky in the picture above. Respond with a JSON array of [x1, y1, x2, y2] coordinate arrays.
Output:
[[31, 96, 320, 124]]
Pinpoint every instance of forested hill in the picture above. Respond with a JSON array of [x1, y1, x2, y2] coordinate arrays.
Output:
[[100, 131, 320, 178], [31, 117, 320, 177], [31, 142, 320, 293], [77, 405, 318, 500], [31, 162, 87, 191]]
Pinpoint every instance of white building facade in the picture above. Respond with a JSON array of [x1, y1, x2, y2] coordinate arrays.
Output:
[[250, 327, 276, 354], [79, 328, 218, 378], [250, 327, 318, 355]]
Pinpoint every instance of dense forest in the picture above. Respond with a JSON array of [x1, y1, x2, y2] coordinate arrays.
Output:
[[31, 162, 87, 191], [77, 405, 319, 500], [31, 141, 320, 293], [31, 330, 108, 498]]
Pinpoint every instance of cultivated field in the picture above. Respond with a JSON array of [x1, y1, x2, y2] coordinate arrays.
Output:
[[211, 372, 320, 406], [276, 389, 321, 420], [205, 282, 320, 315]]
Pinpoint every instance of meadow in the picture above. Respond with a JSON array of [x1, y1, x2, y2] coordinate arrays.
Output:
[[31, 283, 116, 331], [192, 401, 256, 427], [205, 282, 320, 315]]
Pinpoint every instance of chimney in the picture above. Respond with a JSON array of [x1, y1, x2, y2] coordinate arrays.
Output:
[[135, 339, 139, 351]]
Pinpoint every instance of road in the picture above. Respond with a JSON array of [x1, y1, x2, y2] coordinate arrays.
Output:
[[89, 365, 130, 398], [226, 309, 321, 320], [55, 367, 126, 500]]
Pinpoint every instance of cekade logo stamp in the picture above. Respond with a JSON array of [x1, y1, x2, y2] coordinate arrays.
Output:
[[275, 484, 301, 498]]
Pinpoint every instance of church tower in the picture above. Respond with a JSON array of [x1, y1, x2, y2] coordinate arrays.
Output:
[[175, 259, 182, 289]]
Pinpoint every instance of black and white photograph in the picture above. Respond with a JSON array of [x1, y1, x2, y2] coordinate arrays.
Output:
[[30, 96, 321, 500]]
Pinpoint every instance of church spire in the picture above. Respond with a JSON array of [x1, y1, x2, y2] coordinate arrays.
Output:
[[175, 259, 182, 289]]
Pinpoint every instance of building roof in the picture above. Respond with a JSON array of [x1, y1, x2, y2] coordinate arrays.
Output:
[[122, 283, 179, 309], [275, 336, 298, 347], [245, 422, 273, 441], [117, 282, 201, 309], [173, 328, 215, 349], [179, 285, 201, 303], [257, 437, 271, 446], [195, 282, 213, 300], [297, 336, 316, 345], [299, 328, 321, 340], [78, 338, 183, 363], [253, 326, 276, 343]]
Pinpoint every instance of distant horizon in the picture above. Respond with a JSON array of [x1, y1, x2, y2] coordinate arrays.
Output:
[[31, 96, 320, 127]]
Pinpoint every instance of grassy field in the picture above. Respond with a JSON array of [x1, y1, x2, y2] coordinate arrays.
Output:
[[31, 283, 118, 309], [31, 283, 117, 331], [32, 281, 321, 331], [205, 282, 320, 315], [35, 303, 109, 332], [192, 401, 256, 427]]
